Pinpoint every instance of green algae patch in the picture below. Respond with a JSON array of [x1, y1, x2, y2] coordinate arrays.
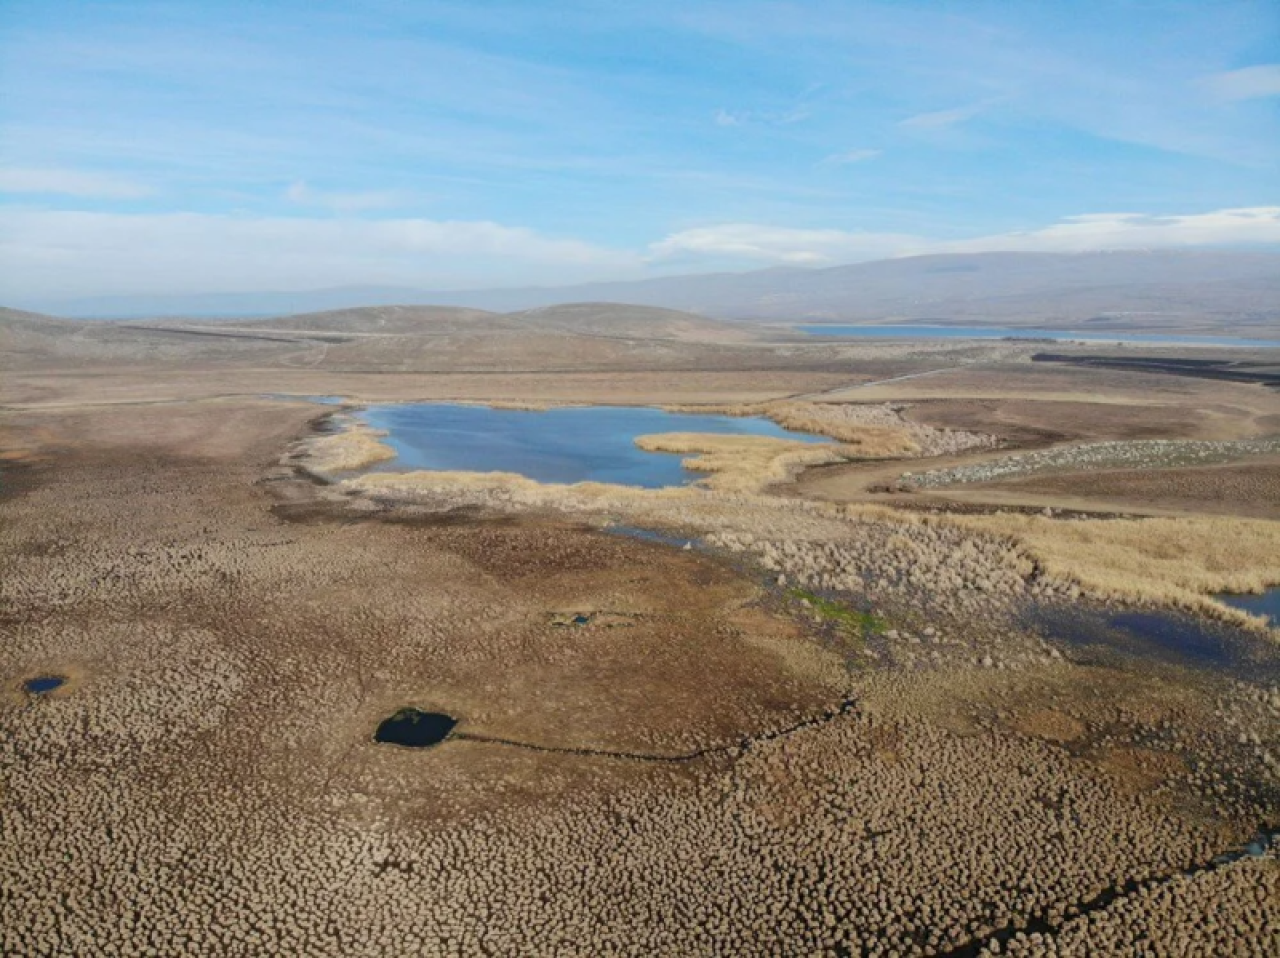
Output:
[[788, 588, 887, 639]]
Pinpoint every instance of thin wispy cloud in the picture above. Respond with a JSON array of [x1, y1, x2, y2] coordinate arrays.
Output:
[[1202, 64, 1280, 101], [285, 181, 407, 213], [820, 149, 882, 166], [0, 167, 151, 199], [899, 100, 997, 132], [714, 107, 809, 127]]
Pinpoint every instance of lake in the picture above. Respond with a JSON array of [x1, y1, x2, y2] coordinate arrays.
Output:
[[360, 403, 830, 488], [796, 325, 1280, 347]]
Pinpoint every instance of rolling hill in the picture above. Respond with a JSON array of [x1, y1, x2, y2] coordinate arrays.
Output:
[[22, 250, 1280, 335]]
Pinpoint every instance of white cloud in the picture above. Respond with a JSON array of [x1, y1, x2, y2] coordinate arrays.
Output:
[[285, 180, 406, 213], [650, 207, 1280, 267], [0, 210, 639, 298], [648, 223, 922, 265], [898, 100, 992, 131], [3, 206, 1276, 301], [950, 207, 1280, 253], [0, 167, 150, 199], [820, 149, 882, 166], [713, 107, 809, 128], [1202, 64, 1280, 101]]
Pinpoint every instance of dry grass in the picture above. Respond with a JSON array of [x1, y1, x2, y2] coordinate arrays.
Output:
[[634, 432, 850, 493], [663, 400, 921, 454], [303, 419, 397, 473], [6, 397, 1278, 956], [957, 513, 1280, 630], [771, 403, 918, 454]]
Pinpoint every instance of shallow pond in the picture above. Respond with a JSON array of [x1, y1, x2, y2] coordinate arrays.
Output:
[[361, 403, 829, 488], [1215, 588, 1280, 627], [1028, 605, 1279, 683], [24, 676, 65, 695], [796, 324, 1280, 347], [374, 709, 457, 748]]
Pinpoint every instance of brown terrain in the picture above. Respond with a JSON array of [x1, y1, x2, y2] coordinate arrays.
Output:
[[2, 303, 1277, 956]]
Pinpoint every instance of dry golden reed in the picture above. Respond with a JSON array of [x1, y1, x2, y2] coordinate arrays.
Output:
[[305, 422, 397, 473], [634, 432, 850, 493], [662, 400, 920, 456], [958, 513, 1280, 631]]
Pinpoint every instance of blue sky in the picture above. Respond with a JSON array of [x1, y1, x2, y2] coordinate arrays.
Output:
[[1, 0, 1278, 300]]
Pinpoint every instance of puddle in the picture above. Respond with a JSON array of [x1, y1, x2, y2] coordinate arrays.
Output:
[[359, 403, 829, 488], [374, 709, 458, 748], [1215, 587, 1280, 627], [602, 524, 696, 549], [23, 676, 66, 695], [1027, 604, 1279, 683], [549, 610, 638, 628]]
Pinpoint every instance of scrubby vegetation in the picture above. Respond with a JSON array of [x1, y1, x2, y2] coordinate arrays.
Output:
[[634, 431, 850, 492], [962, 513, 1280, 631], [787, 587, 887, 638], [3, 385, 1277, 956], [906, 437, 1280, 488], [666, 399, 999, 458], [301, 414, 397, 472]]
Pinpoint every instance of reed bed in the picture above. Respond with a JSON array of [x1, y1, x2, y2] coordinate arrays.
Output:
[[959, 513, 1280, 631]]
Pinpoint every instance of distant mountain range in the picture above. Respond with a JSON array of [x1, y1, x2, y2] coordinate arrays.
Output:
[[12, 250, 1280, 335]]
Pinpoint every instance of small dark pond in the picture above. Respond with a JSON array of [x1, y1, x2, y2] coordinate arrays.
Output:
[[797, 325, 1280, 347], [24, 676, 66, 695], [374, 709, 458, 748], [360, 403, 829, 488], [1215, 587, 1280, 627], [1028, 605, 1279, 683]]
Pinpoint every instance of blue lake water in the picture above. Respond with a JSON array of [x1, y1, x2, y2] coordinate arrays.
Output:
[[360, 403, 830, 488], [797, 325, 1280, 347], [1215, 588, 1280, 627]]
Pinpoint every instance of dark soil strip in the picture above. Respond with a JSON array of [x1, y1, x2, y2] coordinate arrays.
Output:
[[1032, 353, 1280, 388], [454, 698, 859, 764], [925, 828, 1276, 958]]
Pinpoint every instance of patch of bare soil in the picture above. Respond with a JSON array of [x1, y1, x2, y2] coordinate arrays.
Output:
[[976, 458, 1280, 520], [902, 395, 1267, 444]]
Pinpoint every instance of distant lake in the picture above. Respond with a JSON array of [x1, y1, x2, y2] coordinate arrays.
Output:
[[797, 325, 1280, 347], [361, 403, 829, 488]]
